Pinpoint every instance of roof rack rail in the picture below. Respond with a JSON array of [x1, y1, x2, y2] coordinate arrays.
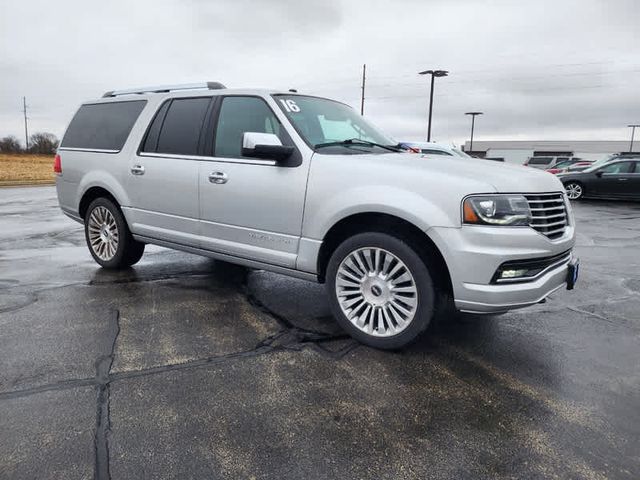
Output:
[[102, 81, 226, 98]]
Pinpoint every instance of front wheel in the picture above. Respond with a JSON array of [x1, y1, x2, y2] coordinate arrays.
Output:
[[326, 232, 436, 349], [564, 182, 584, 200], [84, 198, 145, 269]]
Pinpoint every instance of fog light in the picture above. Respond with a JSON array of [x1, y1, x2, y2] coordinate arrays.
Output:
[[500, 268, 529, 279]]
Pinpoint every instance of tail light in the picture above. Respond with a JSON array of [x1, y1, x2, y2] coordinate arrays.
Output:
[[54, 154, 62, 174]]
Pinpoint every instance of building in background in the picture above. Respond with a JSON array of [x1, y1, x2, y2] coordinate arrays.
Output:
[[462, 140, 634, 164]]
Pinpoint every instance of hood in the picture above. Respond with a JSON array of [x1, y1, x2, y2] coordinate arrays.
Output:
[[376, 153, 565, 193]]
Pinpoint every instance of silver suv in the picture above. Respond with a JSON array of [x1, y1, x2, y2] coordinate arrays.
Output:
[[56, 82, 578, 349]]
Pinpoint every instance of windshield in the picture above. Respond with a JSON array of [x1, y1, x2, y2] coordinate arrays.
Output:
[[583, 155, 618, 173], [273, 95, 397, 154]]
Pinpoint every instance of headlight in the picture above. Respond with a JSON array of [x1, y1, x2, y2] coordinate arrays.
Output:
[[463, 195, 531, 226]]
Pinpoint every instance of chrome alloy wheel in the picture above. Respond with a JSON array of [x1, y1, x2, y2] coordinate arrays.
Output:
[[87, 206, 119, 261], [335, 247, 418, 337], [565, 183, 583, 200]]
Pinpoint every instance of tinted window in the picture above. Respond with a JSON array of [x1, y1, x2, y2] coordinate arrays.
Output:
[[598, 162, 633, 174], [141, 101, 170, 153], [61, 101, 146, 150], [156, 98, 211, 155], [214, 97, 281, 158], [528, 157, 553, 165]]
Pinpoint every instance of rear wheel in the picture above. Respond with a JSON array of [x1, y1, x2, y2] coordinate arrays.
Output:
[[564, 182, 584, 200], [84, 198, 145, 269], [326, 232, 436, 349]]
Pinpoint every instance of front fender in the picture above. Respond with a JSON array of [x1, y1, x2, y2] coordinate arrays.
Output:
[[303, 185, 458, 240]]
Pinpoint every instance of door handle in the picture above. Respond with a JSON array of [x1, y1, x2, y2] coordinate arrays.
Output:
[[618, 178, 628, 181], [208, 172, 228, 184], [130, 164, 145, 175]]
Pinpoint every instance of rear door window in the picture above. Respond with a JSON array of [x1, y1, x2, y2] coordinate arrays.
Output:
[[60, 100, 147, 151], [140, 101, 171, 153], [154, 97, 211, 155]]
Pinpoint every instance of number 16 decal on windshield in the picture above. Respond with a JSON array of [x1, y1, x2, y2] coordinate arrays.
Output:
[[279, 99, 301, 113]]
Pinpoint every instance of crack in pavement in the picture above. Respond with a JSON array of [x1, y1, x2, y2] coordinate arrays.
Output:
[[0, 292, 38, 314], [0, 264, 357, 479], [0, 269, 356, 405], [93, 309, 120, 480], [242, 273, 352, 342]]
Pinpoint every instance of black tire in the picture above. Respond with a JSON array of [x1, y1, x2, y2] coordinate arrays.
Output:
[[564, 181, 584, 200], [84, 197, 145, 269], [326, 232, 436, 350]]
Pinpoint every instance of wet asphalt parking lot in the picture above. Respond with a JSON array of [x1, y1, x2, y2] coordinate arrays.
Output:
[[0, 186, 638, 480]]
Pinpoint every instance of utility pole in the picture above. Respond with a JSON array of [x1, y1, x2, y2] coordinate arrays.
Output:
[[465, 112, 483, 154], [23, 96, 29, 151], [418, 70, 449, 142], [360, 64, 366, 115], [629, 124, 640, 153]]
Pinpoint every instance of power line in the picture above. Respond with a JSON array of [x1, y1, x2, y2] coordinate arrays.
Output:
[[295, 64, 640, 91]]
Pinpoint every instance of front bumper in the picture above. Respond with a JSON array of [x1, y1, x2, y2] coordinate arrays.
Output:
[[428, 224, 576, 314]]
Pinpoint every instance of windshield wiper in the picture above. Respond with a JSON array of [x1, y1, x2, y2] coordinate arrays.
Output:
[[314, 138, 402, 152]]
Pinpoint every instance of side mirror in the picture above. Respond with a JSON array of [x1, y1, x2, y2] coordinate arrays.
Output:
[[241, 132, 294, 162], [595, 171, 603, 178]]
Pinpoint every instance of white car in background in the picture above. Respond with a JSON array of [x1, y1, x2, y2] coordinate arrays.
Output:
[[398, 141, 472, 158]]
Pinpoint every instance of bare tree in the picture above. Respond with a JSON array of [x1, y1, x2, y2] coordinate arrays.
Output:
[[28, 132, 59, 155], [0, 135, 23, 153]]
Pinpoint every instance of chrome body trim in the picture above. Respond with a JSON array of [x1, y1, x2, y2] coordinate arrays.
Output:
[[138, 152, 276, 166], [58, 147, 120, 154], [133, 234, 319, 283]]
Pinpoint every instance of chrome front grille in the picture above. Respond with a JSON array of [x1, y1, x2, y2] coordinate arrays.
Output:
[[524, 193, 568, 240]]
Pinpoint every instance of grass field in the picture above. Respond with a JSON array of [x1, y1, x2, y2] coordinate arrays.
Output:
[[0, 154, 55, 185]]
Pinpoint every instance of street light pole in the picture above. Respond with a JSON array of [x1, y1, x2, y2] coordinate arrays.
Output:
[[360, 64, 366, 116], [629, 124, 640, 153], [465, 112, 483, 154], [419, 69, 448, 142]]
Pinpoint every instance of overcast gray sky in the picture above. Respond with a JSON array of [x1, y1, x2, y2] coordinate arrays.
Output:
[[1, 0, 639, 147]]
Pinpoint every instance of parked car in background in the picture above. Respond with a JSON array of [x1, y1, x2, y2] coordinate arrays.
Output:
[[585, 153, 640, 171], [398, 141, 472, 158], [559, 157, 640, 200], [546, 158, 593, 175], [525, 156, 583, 170]]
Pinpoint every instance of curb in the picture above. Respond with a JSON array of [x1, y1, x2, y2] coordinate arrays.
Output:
[[0, 180, 56, 188]]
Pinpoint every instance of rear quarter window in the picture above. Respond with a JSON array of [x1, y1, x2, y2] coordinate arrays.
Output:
[[60, 100, 147, 151]]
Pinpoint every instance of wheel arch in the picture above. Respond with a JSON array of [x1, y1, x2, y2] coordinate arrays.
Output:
[[79, 186, 121, 220], [316, 212, 453, 296]]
